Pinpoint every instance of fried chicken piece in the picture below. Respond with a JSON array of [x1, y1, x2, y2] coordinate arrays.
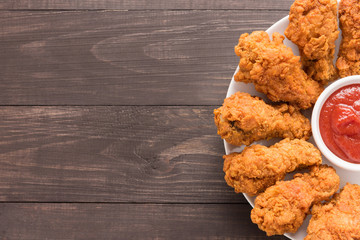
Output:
[[214, 92, 311, 146], [285, 0, 339, 85], [305, 183, 360, 240], [223, 138, 322, 196], [336, 0, 360, 78], [234, 31, 323, 109], [251, 165, 340, 236]]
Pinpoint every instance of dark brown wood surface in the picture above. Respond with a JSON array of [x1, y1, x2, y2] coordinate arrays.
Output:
[[1, 1, 293, 10], [0, 1, 291, 239], [0, 10, 286, 105]]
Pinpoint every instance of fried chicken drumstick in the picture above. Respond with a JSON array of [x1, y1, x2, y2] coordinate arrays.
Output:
[[223, 138, 322, 196], [305, 183, 360, 240], [285, 0, 339, 84], [336, 0, 360, 77], [251, 165, 340, 236], [234, 31, 323, 109], [214, 92, 311, 146]]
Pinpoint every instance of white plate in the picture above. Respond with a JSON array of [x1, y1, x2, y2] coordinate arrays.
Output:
[[224, 15, 360, 240]]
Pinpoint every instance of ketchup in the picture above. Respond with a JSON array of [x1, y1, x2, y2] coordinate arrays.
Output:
[[320, 84, 360, 163]]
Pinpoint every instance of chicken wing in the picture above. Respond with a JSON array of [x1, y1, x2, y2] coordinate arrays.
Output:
[[234, 31, 323, 109], [285, 0, 339, 84], [336, 0, 360, 77], [251, 165, 340, 236], [214, 92, 311, 146], [223, 138, 322, 196], [305, 183, 360, 240]]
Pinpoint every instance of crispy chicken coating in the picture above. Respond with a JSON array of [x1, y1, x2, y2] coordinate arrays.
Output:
[[234, 31, 323, 109], [251, 165, 340, 236], [214, 92, 311, 146], [285, 0, 339, 84], [336, 0, 360, 77], [223, 138, 322, 196], [305, 183, 360, 240]]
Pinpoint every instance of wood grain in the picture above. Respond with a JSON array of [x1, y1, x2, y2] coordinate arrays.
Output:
[[0, 0, 294, 10], [0, 10, 287, 105], [0, 106, 252, 203], [0, 203, 287, 240]]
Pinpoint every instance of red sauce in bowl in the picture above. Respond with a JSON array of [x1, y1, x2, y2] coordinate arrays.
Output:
[[320, 84, 360, 164]]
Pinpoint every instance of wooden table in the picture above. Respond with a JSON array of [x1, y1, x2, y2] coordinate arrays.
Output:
[[0, 1, 295, 239]]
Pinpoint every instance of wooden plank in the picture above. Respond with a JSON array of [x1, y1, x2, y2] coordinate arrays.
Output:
[[0, 0, 294, 10], [0, 106, 251, 203], [0, 203, 286, 239], [0, 10, 287, 105]]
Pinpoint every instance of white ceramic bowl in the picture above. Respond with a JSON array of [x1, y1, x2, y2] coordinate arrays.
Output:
[[312, 76, 360, 171]]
